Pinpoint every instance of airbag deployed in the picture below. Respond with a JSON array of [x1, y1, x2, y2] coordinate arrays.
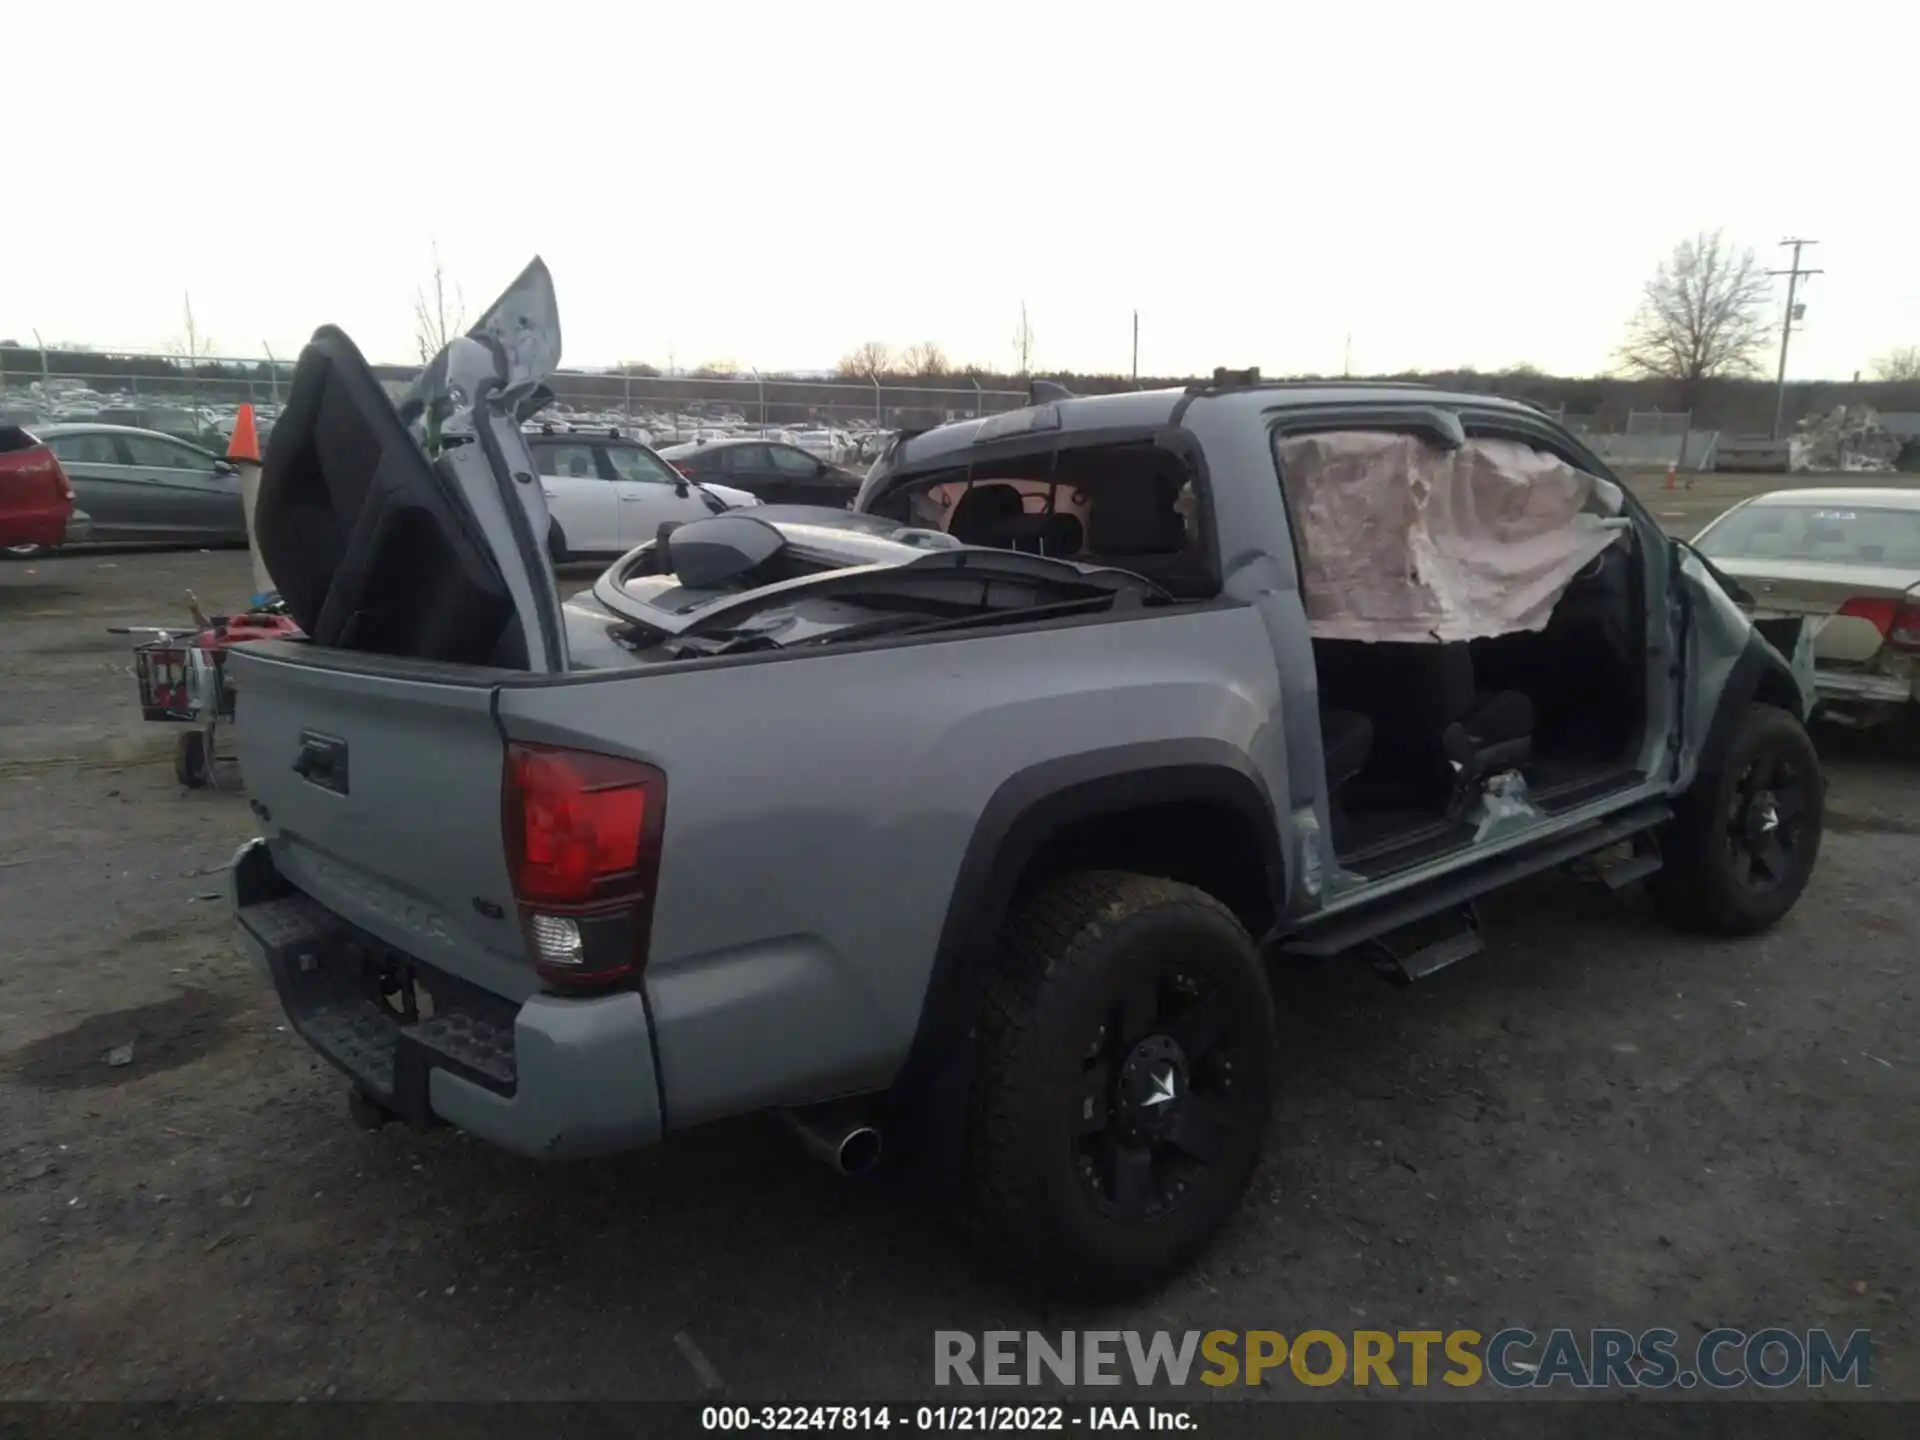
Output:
[[1279, 432, 1625, 643]]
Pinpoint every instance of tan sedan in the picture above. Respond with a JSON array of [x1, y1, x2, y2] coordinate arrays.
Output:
[[1693, 486, 1920, 724]]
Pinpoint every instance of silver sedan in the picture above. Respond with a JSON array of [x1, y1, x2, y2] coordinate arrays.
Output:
[[36, 423, 247, 545]]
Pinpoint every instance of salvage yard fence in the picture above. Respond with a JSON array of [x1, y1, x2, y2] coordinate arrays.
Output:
[[0, 348, 1032, 445]]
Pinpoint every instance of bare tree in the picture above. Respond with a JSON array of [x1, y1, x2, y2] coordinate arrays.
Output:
[[1870, 345, 1920, 383], [412, 240, 466, 363], [838, 341, 892, 381], [898, 341, 950, 376], [171, 292, 214, 369], [1618, 230, 1773, 407], [1013, 302, 1034, 377]]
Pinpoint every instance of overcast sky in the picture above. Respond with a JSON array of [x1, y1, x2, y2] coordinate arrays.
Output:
[[6, 1, 1913, 379]]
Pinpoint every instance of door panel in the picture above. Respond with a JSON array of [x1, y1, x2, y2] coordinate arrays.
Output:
[[604, 444, 713, 547], [532, 441, 620, 553], [51, 434, 147, 537], [718, 444, 782, 501], [123, 436, 236, 539]]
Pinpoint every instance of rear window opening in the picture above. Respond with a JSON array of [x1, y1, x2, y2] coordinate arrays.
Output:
[[865, 440, 1218, 600]]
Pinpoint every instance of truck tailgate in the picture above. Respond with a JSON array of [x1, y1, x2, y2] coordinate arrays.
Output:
[[229, 644, 536, 1002]]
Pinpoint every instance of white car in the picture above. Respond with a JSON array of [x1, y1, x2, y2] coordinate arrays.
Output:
[[525, 428, 758, 562]]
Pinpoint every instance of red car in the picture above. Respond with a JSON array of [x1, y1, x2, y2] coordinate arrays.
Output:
[[0, 424, 79, 552]]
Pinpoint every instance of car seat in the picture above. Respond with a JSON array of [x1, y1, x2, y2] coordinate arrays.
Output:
[[1086, 475, 1186, 557], [947, 483, 1025, 545], [1315, 640, 1534, 807]]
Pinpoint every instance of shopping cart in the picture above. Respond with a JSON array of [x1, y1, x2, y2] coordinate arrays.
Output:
[[111, 593, 301, 788]]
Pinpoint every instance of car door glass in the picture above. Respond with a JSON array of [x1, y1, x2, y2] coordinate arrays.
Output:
[[120, 436, 204, 470], [55, 434, 123, 465], [767, 446, 821, 476], [604, 446, 680, 485], [721, 445, 770, 473], [535, 442, 601, 480]]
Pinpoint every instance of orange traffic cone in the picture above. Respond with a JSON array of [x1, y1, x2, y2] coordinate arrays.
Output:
[[1664, 463, 1677, 490], [227, 403, 261, 464]]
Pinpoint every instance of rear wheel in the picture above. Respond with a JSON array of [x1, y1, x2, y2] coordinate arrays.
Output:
[[968, 871, 1277, 1298], [1650, 703, 1823, 935], [547, 521, 570, 565]]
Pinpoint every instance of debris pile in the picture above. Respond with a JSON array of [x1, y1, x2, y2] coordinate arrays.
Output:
[[1792, 405, 1900, 473]]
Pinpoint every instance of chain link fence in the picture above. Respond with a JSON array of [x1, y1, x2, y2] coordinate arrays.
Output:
[[0, 346, 1029, 455]]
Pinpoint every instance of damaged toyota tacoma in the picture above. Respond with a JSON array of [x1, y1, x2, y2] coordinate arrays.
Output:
[[228, 260, 1825, 1297]]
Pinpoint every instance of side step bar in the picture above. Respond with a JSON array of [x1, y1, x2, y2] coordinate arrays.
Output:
[[1280, 799, 1672, 962], [1369, 902, 1486, 985]]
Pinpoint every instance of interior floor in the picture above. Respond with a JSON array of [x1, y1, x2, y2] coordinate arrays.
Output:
[[1317, 538, 1648, 878]]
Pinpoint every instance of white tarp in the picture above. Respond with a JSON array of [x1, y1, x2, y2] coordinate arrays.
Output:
[[1278, 431, 1627, 643]]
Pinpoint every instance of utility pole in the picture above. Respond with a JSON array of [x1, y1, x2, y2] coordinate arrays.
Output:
[[1767, 238, 1822, 440], [1131, 310, 1138, 385], [1343, 329, 1353, 379]]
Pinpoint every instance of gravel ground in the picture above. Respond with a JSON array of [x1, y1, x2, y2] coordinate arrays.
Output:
[[1, 481, 1915, 1408]]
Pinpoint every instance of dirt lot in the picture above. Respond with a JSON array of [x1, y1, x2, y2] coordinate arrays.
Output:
[[2, 478, 1916, 1406]]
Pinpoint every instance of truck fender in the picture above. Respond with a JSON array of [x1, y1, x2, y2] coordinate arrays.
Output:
[[886, 740, 1285, 1160], [1687, 628, 1810, 787]]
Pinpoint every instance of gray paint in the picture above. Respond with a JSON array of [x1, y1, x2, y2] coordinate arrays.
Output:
[[230, 333, 1809, 1158]]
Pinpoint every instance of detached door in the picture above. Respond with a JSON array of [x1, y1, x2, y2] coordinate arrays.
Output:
[[604, 443, 712, 549], [531, 439, 622, 556]]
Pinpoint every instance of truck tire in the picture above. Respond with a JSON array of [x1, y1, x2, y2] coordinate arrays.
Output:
[[1649, 703, 1823, 936], [968, 871, 1277, 1298], [175, 731, 211, 789]]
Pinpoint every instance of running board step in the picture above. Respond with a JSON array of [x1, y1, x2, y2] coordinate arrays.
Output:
[[1595, 849, 1664, 890], [1369, 904, 1485, 985], [1279, 799, 1673, 961], [1567, 835, 1665, 891]]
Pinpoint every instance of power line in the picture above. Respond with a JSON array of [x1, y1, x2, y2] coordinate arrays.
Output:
[[1767, 238, 1822, 440]]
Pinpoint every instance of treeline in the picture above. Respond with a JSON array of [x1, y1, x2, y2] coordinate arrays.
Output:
[[7, 342, 1918, 435]]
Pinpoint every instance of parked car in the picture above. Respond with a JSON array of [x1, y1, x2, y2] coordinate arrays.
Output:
[[525, 426, 758, 562], [0, 425, 82, 555], [227, 263, 1822, 1300], [1692, 486, 1920, 726], [657, 436, 863, 506], [36, 423, 245, 545]]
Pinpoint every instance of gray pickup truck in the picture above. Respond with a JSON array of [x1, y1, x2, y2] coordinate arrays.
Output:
[[228, 261, 1823, 1297]]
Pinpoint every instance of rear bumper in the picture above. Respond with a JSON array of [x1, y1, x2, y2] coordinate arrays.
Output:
[[0, 502, 72, 548], [1813, 666, 1914, 706], [230, 838, 662, 1158]]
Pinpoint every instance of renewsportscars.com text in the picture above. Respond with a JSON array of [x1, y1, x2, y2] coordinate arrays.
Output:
[[934, 1328, 1872, 1391]]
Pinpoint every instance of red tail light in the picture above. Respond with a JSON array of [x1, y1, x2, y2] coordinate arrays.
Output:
[[1838, 596, 1920, 652], [503, 742, 667, 989]]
